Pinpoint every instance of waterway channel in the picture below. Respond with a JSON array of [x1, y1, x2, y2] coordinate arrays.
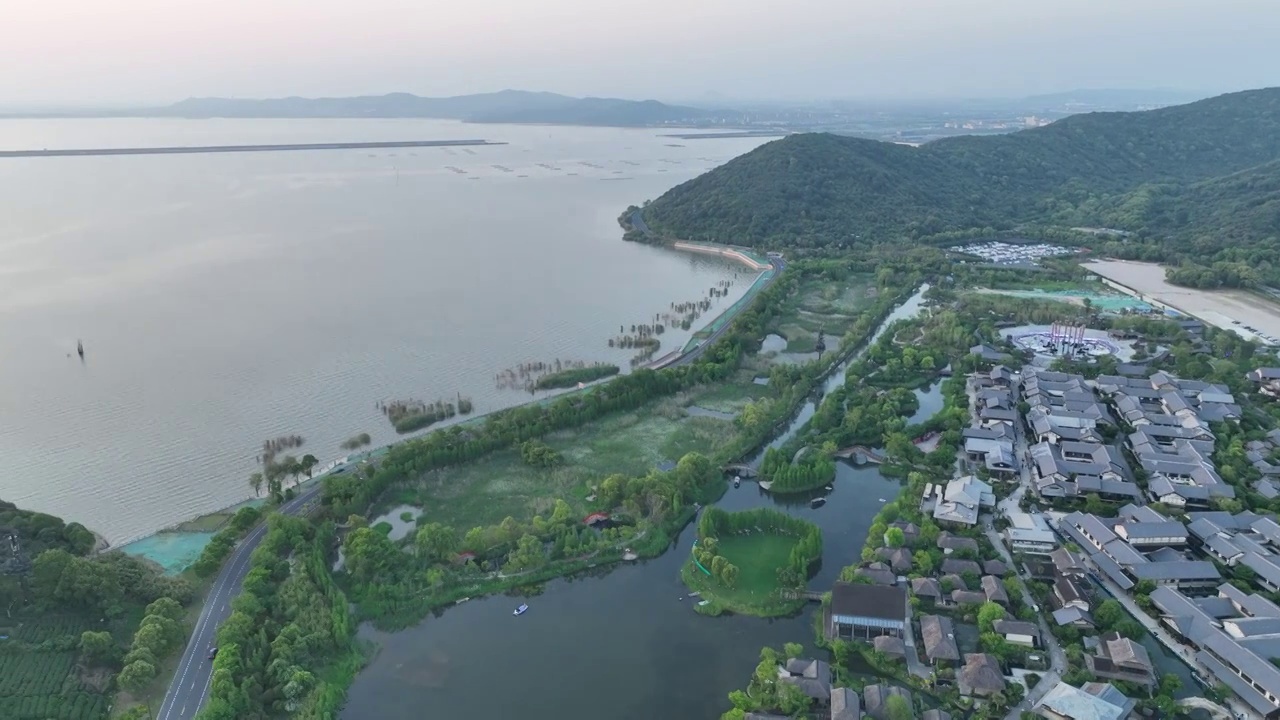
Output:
[[341, 287, 931, 720]]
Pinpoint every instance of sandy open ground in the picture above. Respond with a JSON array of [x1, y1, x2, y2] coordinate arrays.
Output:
[[1085, 259, 1280, 340]]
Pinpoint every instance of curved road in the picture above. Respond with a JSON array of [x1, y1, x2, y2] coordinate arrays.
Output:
[[156, 484, 323, 720], [670, 255, 785, 368], [154, 241, 785, 720]]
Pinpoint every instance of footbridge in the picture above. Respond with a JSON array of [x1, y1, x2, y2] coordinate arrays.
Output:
[[722, 463, 758, 478], [832, 445, 886, 465]]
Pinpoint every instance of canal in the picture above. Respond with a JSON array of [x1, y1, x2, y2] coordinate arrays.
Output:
[[341, 288, 931, 720]]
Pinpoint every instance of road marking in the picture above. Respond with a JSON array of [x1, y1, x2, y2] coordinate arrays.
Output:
[[157, 488, 320, 720]]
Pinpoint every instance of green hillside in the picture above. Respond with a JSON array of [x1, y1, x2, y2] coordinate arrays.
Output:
[[636, 87, 1280, 277]]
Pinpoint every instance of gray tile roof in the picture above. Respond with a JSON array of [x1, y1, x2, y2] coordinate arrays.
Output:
[[1052, 606, 1095, 626], [831, 582, 907, 620], [1127, 560, 1221, 583], [1035, 682, 1134, 720]]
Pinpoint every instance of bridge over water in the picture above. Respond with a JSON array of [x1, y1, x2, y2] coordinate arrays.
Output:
[[832, 445, 886, 464]]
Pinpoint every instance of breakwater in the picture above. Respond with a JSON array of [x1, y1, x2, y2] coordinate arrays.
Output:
[[0, 139, 505, 158]]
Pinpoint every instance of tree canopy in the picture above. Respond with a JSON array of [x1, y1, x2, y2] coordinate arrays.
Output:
[[638, 88, 1280, 284]]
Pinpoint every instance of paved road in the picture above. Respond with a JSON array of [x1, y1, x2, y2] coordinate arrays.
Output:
[[628, 206, 787, 370], [670, 256, 786, 368], [156, 483, 324, 720]]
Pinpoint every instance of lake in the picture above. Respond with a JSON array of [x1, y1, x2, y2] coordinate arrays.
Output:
[[344, 463, 905, 720], [341, 288, 933, 720], [0, 118, 772, 544]]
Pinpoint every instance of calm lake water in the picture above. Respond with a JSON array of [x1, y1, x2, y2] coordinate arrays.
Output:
[[0, 118, 771, 544], [342, 289, 932, 720], [345, 463, 904, 720]]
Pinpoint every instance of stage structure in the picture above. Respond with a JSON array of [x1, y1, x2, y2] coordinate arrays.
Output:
[[1012, 323, 1117, 360]]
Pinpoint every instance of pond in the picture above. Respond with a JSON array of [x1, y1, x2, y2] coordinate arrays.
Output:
[[341, 287, 933, 720], [370, 504, 423, 542], [907, 383, 944, 426]]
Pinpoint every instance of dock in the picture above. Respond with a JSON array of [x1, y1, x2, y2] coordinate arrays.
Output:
[[0, 139, 506, 159]]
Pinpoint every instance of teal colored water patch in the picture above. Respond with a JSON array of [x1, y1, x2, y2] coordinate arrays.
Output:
[[119, 532, 216, 575]]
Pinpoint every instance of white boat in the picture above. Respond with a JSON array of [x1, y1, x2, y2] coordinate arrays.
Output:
[[513, 604, 529, 616]]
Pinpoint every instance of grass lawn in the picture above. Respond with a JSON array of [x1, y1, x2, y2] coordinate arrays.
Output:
[[682, 532, 802, 616], [404, 397, 739, 530], [772, 276, 876, 352]]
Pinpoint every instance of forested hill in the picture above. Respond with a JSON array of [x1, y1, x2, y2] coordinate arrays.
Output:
[[637, 87, 1280, 260]]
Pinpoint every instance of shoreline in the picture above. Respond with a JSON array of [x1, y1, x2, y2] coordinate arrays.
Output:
[[114, 246, 778, 558]]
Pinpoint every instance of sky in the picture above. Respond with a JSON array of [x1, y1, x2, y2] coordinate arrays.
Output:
[[4, 0, 1279, 107]]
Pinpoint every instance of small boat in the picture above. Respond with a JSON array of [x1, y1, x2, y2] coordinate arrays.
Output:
[[513, 604, 529, 616], [455, 597, 471, 605], [825, 485, 833, 491], [733, 476, 741, 488], [811, 497, 827, 508]]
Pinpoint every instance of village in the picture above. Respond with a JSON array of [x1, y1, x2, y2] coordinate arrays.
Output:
[[741, 315, 1280, 720]]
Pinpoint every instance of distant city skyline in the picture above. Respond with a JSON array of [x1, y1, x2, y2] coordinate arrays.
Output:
[[4, 0, 1277, 107]]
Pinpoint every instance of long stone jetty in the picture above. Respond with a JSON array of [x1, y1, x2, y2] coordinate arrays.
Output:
[[0, 139, 505, 159]]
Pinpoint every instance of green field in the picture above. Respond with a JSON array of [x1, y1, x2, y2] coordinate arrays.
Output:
[[399, 396, 739, 531], [682, 533, 802, 616], [771, 276, 877, 352]]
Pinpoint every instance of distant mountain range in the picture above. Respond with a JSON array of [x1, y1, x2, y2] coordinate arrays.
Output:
[[148, 90, 711, 127]]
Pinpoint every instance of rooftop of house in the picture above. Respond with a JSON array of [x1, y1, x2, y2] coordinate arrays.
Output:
[[830, 687, 860, 720], [993, 619, 1040, 638], [1035, 681, 1134, 720], [873, 635, 906, 657], [830, 582, 907, 621], [981, 575, 1009, 603], [1096, 632, 1152, 671], [862, 684, 912, 720], [958, 653, 1005, 696], [1052, 606, 1095, 627], [911, 577, 942, 598], [937, 532, 979, 553], [941, 558, 982, 575], [920, 614, 959, 661]]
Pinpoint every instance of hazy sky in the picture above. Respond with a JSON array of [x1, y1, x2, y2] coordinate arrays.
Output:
[[5, 0, 1278, 106]]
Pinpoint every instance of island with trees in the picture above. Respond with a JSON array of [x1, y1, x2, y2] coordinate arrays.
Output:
[[682, 507, 821, 617]]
